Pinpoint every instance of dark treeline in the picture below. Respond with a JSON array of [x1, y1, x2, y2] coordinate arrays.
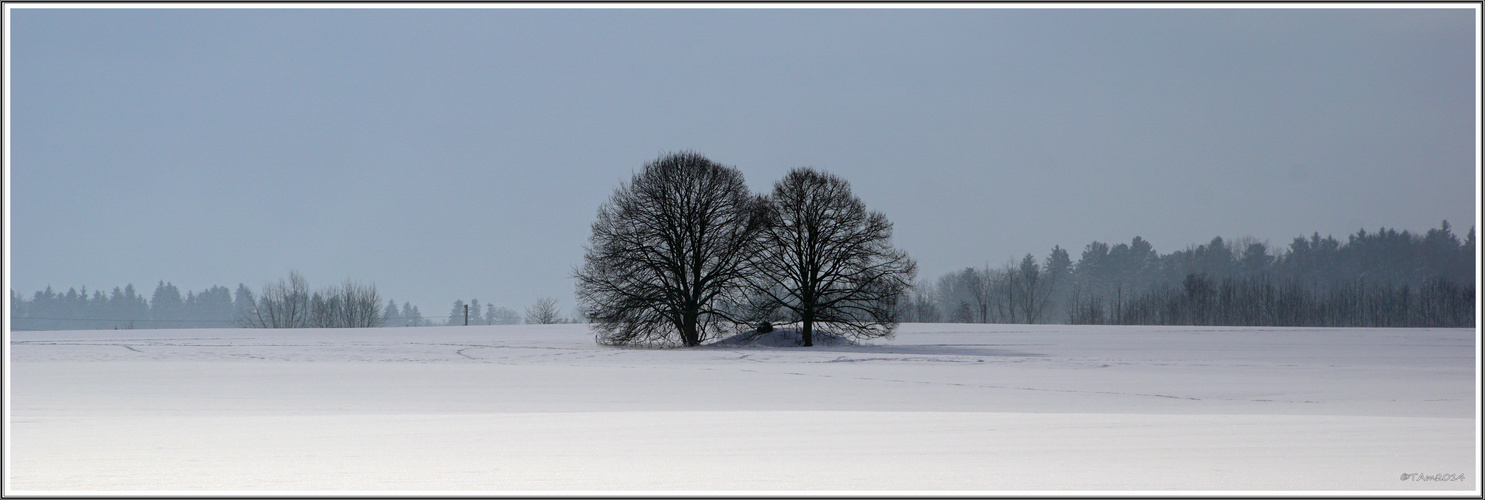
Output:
[[1068, 274, 1473, 327], [11, 277, 420, 331], [10, 282, 252, 330], [12, 279, 560, 331], [908, 221, 1475, 328], [13, 222, 1475, 330]]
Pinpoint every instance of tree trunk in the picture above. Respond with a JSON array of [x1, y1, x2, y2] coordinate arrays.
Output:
[[680, 311, 700, 347], [801, 311, 814, 347]]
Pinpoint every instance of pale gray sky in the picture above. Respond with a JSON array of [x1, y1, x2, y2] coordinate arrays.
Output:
[[7, 6, 1478, 317]]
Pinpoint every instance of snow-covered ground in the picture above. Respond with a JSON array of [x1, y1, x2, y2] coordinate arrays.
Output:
[[6, 323, 1478, 493]]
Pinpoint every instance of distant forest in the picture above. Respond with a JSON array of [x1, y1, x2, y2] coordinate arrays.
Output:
[[8, 278, 551, 331], [10, 221, 1476, 331], [11, 281, 438, 331], [904, 221, 1475, 328], [10, 282, 249, 331]]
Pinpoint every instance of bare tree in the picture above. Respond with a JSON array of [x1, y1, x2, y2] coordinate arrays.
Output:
[[310, 283, 380, 328], [896, 280, 940, 323], [988, 255, 1059, 324], [310, 292, 336, 328], [574, 151, 765, 347], [524, 297, 564, 324], [748, 168, 917, 346], [239, 272, 383, 328], [991, 261, 1019, 324], [934, 267, 993, 323], [236, 270, 310, 328], [935, 270, 973, 323], [966, 264, 993, 323], [333, 279, 384, 328]]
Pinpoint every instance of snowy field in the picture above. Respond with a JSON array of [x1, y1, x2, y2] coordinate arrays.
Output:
[[6, 323, 1479, 494]]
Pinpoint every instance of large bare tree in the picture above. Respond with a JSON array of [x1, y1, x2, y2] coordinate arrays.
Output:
[[749, 168, 917, 346], [574, 152, 765, 347]]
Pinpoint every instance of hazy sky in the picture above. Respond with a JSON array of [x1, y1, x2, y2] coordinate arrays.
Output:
[[8, 6, 1478, 319]]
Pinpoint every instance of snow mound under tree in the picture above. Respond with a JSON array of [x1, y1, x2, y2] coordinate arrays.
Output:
[[709, 326, 858, 347]]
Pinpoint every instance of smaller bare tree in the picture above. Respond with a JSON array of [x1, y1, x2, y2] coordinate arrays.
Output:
[[749, 168, 917, 346], [895, 281, 941, 323], [334, 279, 385, 328], [238, 272, 384, 328], [310, 292, 336, 328], [524, 297, 564, 324], [988, 262, 1018, 324], [237, 270, 310, 328], [964, 265, 993, 323]]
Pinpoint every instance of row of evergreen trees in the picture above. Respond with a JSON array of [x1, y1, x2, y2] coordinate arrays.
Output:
[[914, 221, 1475, 327], [9, 282, 250, 330], [1070, 222, 1473, 300], [9, 281, 560, 331], [1068, 274, 1473, 327], [9, 281, 432, 331]]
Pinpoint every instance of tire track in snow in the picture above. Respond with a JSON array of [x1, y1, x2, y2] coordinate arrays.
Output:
[[704, 348, 1322, 405], [13, 341, 144, 353], [844, 373, 1321, 404], [454, 346, 486, 361], [718, 363, 1320, 405]]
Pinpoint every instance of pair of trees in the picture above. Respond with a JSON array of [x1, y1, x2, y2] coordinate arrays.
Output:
[[236, 271, 385, 328], [574, 152, 916, 347]]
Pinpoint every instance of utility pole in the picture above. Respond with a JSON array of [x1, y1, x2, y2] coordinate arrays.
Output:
[[464, 304, 469, 326]]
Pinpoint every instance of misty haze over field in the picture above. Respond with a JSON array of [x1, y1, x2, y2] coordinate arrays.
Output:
[[7, 7, 1477, 313]]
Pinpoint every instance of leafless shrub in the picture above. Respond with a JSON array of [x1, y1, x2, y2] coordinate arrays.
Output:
[[238, 271, 383, 328], [236, 270, 310, 328], [524, 297, 564, 324]]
